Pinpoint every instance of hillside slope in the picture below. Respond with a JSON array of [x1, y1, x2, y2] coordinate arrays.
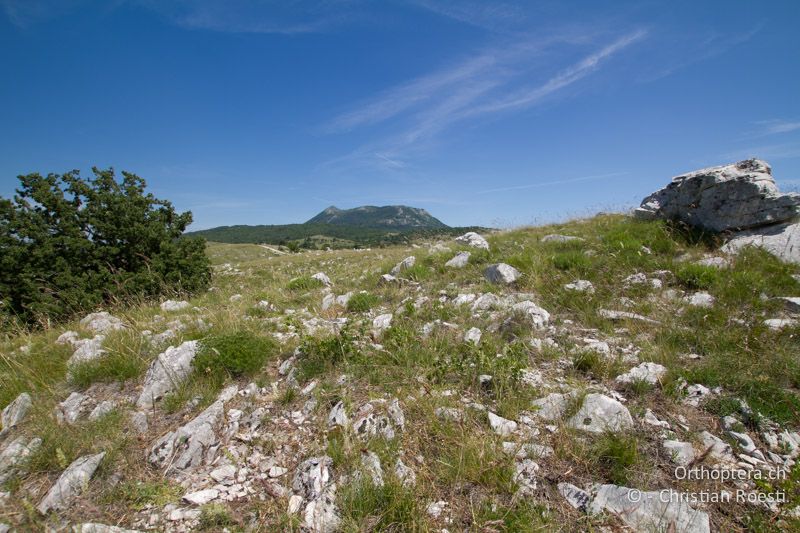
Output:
[[1, 214, 800, 531]]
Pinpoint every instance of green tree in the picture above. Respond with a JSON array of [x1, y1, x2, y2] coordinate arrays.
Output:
[[0, 168, 210, 326]]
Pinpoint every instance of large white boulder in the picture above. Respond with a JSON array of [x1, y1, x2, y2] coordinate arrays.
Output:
[[634, 159, 800, 232], [79, 312, 124, 334], [722, 220, 800, 265]]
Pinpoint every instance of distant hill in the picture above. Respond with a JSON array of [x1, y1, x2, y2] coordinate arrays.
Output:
[[306, 205, 448, 229], [186, 205, 485, 249]]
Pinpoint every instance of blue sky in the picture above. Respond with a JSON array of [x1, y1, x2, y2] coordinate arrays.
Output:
[[1, 0, 799, 230]]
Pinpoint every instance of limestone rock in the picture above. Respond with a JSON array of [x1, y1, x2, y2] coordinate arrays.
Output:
[[541, 234, 583, 243], [160, 300, 190, 312], [55, 392, 93, 425], [615, 362, 667, 386], [455, 231, 489, 250], [371, 314, 393, 336], [148, 388, 235, 472], [510, 301, 550, 329], [311, 272, 332, 286], [72, 524, 144, 533], [80, 312, 124, 334], [663, 440, 695, 466], [445, 251, 471, 268], [136, 340, 200, 409], [0, 436, 41, 484], [589, 484, 710, 533], [684, 292, 715, 308], [488, 412, 517, 436], [292, 456, 334, 500], [183, 488, 219, 505], [567, 394, 634, 434], [558, 482, 591, 512], [38, 452, 105, 514], [67, 335, 106, 367], [1, 392, 32, 435], [564, 280, 595, 293], [634, 159, 800, 232], [464, 327, 482, 345], [532, 392, 573, 421], [390, 256, 416, 276], [722, 221, 800, 265], [484, 263, 520, 285]]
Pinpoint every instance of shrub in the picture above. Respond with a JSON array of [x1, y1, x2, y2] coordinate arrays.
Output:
[[287, 275, 323, 291], [346, 292, 378, 313], [0, 168, 210, 327], [297, 330, 355, 381], [193, 331, 277, 378]]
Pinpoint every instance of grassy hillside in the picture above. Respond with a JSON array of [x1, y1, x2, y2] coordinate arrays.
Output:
[[1, 214, 799, 531], [186, 222, 486, 248]]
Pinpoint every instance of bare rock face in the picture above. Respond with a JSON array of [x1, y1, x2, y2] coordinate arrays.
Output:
[[136, 341, 199, 409], [634, 159, 800, 232], [721, 220, 800, 265], [37, 452, 105, 514]]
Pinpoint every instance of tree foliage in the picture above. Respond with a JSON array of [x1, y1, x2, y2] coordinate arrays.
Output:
[[0, 168, 210, 326]]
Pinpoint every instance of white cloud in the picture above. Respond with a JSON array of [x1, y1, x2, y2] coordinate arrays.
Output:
[[754, 119, 800, 136]]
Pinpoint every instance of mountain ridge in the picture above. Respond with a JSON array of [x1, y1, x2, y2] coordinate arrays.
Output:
[[305, 204, 448, 229]]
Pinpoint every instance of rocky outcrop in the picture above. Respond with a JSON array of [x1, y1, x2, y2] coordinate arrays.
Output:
[[634, 159, 800, 232], [721, 220, 800, 265], [136, 341, 200, 409]]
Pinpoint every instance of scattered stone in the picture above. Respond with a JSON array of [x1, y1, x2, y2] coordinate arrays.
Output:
[[445, 251, 470, 268], [464, 327, 482, 344], [67, 335, 106, 367], [378, 274, 398, 285], [599, 309, 660, 324], [160, 300, 190, 312], [0, 436, 41, 484], [390, 256, 416, 276], [372, 313, 393, 336], [88, 401, 116, 421], [80, 312, 124, 334], [136, 340, 200, 409], [426, 500, 448, 518], [642, 409, 670, 429], [589, 484, 710, 533], [359, 451, 384, 487], [394, 458, 416, 487], [695, 256, 730, 269], [558, 482, 591, 512], [210, 464, 237, 483], [434, 407, 464, 422], [484, 263, 520, 285], [312, 272, 332, 286], [303, 491, 340, 533], [471, 293, 504, 311], [765, 318, 798, 330], [452, 293, 477, 306], [663, 440, 695, 466], [455, 232, 489, 250], [287, 494, 304, 514], [567, 394, 634, 434], [615, 362, 667, 386], [512, 458, 540, 494], [130, 411, 149, 434], [684, 292, 715, 308], [541, 234, 583, 243], [510, 301, 550, 329], [531, 392, 573, 421], [292, 456, 334, 500], [56, 331, 80, 345], [327, 401, 349, 428], [37, 452, 105, 514], [183, 488, 219, 505], [72, 524, 144, 533], [488, 412, 517, 436], [0, 392, 32, 436], [55, 392, 93, 425], [564, 280, 595, 293]]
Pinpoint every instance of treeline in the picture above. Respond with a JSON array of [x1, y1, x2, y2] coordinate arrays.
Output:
[[186, 223, 488, 248]]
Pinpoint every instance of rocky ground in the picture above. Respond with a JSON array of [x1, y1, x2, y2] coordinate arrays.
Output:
[[1, 212, 800, 532]]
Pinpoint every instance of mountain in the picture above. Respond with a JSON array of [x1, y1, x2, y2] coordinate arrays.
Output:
[[185, 205, 482, 249], [305, 205, 448, 229]]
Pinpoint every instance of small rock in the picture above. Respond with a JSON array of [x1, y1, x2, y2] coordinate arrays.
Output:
[[615, 362, 667, 386], [136, 340, 200, 409], [567, 394, 634, 434], [390, 256, 416, 276], [558, 482, 591, 512], [464, 327, 482, 344], [0, 392, 32, 435], [663, 440, 695, 466], [312, 272, 332, 286], [80, 312, 124, 333], [541, 234, 583, 243], [684, 292, 715, 308], [445, 251, 470, 268], [488, 412, 517, 436], [160, 300, 190, 312], [88, 401, 115, 421], [564, 280, 595, 293], [484, 263, 520, 285], [183, 488, 219, 505]]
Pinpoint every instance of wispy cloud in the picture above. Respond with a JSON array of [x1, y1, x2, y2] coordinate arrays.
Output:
[[476, 172, 629, 194], [322, 30, 647, 172], [719, 141, 800, 162], [407, 0, 526, 32], [753, 119, 800, 137]]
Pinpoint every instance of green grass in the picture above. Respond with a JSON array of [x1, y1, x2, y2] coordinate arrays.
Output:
[[346, 292, 379, 313], [590, 432, 640, 486], [296, 329, 356, 382], [287, 275, 324, 291], [193, 331, 278, 378], [337, 479, 426, 532], [102, 479, 182, 510]]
